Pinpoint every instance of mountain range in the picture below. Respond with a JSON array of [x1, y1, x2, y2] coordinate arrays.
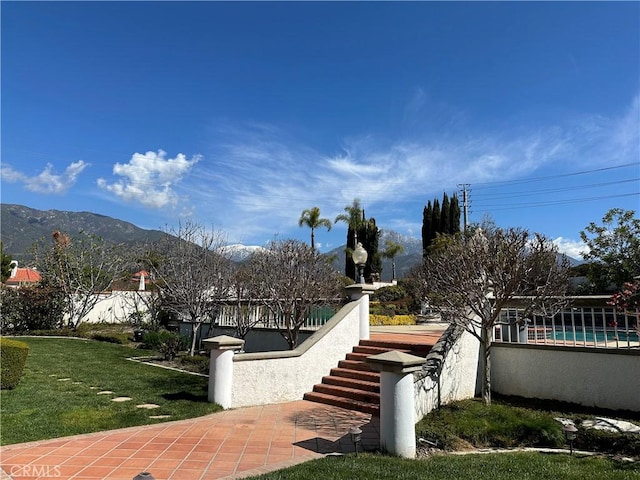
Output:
[[0, 204, 424, 279], [0, 204, 580, 279]]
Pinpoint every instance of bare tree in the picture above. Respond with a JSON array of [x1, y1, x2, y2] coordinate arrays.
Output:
[[228, 259, 267, 340], [35, 231, 126, 328], [250, 239, 342, 349], [145, 222, 233, 356], [410, 226, 570, 405]]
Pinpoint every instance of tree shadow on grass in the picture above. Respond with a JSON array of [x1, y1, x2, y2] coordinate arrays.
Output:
[[162, 391, 209, 402]]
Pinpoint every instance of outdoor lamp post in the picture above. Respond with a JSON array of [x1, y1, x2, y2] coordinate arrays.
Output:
[[352, 242, 368, 284], [133, 472, 155, 480], [349, 426, 362, 456], [563, 424, 578, 455]]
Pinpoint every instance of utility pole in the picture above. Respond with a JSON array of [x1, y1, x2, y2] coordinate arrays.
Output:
[[458, 184, 470, 231]]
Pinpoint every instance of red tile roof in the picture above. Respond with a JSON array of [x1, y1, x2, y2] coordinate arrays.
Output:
[[6, 267, 42, 286]]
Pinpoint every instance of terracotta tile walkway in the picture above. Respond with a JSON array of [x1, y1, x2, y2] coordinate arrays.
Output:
[[1, 401, 378, 480], [1, 329, 446, 480]]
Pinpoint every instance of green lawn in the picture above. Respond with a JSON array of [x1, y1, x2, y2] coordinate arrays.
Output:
[[1, 337, 221, 445], [247, 451, 639, 480]]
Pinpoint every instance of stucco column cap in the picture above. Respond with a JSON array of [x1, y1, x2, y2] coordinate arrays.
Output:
[[202, 335, 245, 351], [345, 283, 376, 296], [366, 350, 424, 374]]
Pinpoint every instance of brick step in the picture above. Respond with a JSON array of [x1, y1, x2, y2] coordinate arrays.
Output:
[[305, 336, 439, 415], [321, 375, 379, 393], [303, 391, 379, 415], [360, 339, 432, 357], [337, 359, 372, 372], [352, 345, 412, 356], [329, 367, 380, 383], [312, 383, 380, 404], [345, 352, 371, 362]]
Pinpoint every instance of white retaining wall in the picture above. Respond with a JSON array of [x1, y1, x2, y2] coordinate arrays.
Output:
[[230, 299, 362, 408], [414, 326, 480, 422], [492, 344, 640, 412], [73, 291, 152, 324]]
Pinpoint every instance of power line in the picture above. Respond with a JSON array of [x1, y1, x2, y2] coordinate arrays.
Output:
[[469, 162, 639, 190], [472, 178, 639, 201], [471, 192, 639, 212]]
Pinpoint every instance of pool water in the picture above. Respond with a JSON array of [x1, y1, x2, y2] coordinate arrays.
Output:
[[552, 330, 639, 343]]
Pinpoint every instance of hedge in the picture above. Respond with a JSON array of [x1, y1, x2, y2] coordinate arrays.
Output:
[[1, 337, 29, 389], [369, 314, 417, 326]]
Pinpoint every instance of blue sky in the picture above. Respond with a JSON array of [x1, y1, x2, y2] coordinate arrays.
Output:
[[2, 1, 638, 259]]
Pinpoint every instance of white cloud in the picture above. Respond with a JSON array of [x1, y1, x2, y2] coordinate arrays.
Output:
[[193, 95, 638, 244], [97, 150, 201, 209], [553, 237, 587, 260], [0, 161, 88, 194]]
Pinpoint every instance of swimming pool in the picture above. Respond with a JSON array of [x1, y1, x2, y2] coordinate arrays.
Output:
[[552, 330, 639, 343]]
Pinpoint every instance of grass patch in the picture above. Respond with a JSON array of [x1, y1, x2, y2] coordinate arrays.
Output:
[[416, 397, 640, 457], [247, 451, 639, 480], [0, 337, 222, 445]]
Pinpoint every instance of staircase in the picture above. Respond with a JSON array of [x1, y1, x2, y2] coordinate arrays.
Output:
[[304, 336, 436, 415]]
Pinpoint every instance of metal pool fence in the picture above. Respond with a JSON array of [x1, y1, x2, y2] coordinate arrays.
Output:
[[494, 296, 639, 349]]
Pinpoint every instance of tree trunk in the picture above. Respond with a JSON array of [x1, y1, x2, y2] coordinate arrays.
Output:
[[190, 322, 200, 356], [480, 327, 491, 405]]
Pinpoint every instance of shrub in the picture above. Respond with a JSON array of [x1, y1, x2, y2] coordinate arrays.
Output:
[[141, 330, 189, 360], [372, 285, 407, 302], [1, 337, 29, 389], [178, 354, 210, 374], [0, 285, 66, 334], [369, 314, 416, 326], [575, 425, 640, 456], [91, 333, 127, 344]]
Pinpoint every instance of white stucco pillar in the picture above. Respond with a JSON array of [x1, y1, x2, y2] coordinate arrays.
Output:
[[202, 335, 244, 409], [345, 284, 375, 341], [367, 351, 424, 458]]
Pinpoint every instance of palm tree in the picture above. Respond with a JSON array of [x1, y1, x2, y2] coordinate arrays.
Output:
[[382, 239, 404, 280], [298, 207, 332, 250], [334, 198, 364, 232]]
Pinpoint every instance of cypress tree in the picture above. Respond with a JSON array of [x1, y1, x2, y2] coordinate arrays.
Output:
[[450, 194, 461, 234], [422, 191, 461, 256], [430, 199, 441, 245], [422, 201, 433, 257], [440, 192, 450, 235]]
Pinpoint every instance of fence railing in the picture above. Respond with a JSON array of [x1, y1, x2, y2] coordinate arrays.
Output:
[[494, 296, 639, 349], [211, 302, 337, 331]]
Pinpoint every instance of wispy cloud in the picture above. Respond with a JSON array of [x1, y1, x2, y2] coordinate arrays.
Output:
[[0, 161, 88, 194], [553, 237, 587, 260], [193, 95, 638, 244], [97, 150, 201, 209]]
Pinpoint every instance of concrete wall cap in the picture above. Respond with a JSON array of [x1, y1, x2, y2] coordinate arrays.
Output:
[[202, 335, 245, 350], [344, 284, 376, 295], [366, 350, 424, 373]]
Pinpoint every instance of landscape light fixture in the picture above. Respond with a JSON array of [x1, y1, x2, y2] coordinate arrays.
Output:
[[132, 473, 155, 480], [562, 424, 578, 455], [349, 426, 362, 456], [352, 243, 368, 284]]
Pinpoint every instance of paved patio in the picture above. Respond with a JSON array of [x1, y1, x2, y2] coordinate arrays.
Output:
[[1, 329, 445, 480], [1, 401, 378, 480]]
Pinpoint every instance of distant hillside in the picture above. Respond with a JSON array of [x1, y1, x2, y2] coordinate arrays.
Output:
[[327, 230, 583, 281], [1, 204, 168, 261], [327, 230, 423, 281]]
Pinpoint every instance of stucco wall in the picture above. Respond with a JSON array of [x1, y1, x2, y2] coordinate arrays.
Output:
[[230, 299, 362, 408], [74, 291, 152, 324], [414, 325, 480, 422], [492, 344, 640, 412]]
